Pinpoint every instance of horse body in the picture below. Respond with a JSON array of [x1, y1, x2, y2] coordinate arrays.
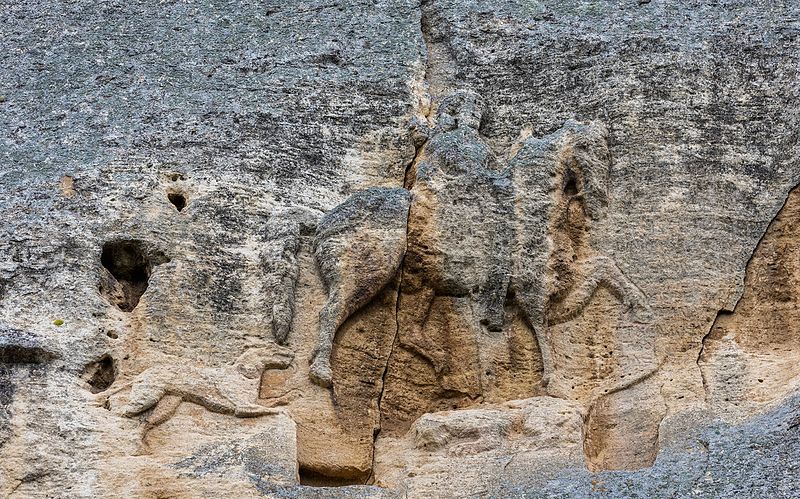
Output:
[[308, 111, 652, 391]]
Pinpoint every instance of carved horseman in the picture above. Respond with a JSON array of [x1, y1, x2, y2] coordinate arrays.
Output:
[[308, 90, 652, 390], [309, 91, 512, 387], [395, 91, 514, 371]]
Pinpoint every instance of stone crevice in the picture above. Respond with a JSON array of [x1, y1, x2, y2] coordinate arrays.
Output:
[[369, 7, 433, 478], [697, 310, 730, 401], [368, 278, 402, 485], [369, 185, 414, 485]]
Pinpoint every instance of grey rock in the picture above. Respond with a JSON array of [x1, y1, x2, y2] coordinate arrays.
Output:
[[499, 393, 800, 498], [1, 0, 799, 496], [0, 323, 59, 364]]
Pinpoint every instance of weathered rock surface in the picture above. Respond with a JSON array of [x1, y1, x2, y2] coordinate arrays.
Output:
[[1, 0, 800, 497], [700, 184, 800, 422]]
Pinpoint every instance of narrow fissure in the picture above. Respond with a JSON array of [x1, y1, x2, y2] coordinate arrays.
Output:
[[368, 209, 411, 485], [697, 310, 731, 401], [367, 6, 433, 479]]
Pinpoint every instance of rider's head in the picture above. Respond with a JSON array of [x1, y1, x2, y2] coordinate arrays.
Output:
[[436, 90, 485, 131]]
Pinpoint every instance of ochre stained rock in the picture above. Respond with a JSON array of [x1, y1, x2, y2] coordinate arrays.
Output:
[[701, 185, 800, 421]]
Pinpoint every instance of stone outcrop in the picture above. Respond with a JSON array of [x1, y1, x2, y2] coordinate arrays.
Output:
[[1, 0, 799, 497], [700, 184, 800, 421]]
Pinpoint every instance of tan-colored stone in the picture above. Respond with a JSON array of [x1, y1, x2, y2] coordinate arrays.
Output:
[[701, 186, 800, 421]]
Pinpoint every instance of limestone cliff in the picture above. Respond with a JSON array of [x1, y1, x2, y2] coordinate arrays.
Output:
[[1, 1, 799, 497]]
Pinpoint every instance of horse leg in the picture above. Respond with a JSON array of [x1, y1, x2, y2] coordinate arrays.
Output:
[[512, 288, 554, 391], [584, 257, 653, 323], [309, 294, 349, 388], [546, 270, 600, 325], [396, 286, 445, 373], [477, 272, 510, 333], [144, 394, 183, 426]]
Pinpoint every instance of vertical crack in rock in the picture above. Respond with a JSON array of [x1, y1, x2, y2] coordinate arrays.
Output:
[[370, 144, 418, 485], [696, 182, 800, 401], [369, 269, 404, 484], [697, 310, 731, 401], [369, 6, 433, 480]]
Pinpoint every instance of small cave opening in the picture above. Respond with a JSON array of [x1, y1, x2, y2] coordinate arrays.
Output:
[[168, 192, 187, 212], [99, 240, 168, 312], [298, 466, 367, 488], [563, 171, 579, 196], [82, 355, 117, 393]]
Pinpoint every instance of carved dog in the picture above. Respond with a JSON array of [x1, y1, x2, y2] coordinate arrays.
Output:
[[99, 343, 294, 425]]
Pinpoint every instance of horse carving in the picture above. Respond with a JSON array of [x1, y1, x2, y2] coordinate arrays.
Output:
[[308, 91, 652, 389]]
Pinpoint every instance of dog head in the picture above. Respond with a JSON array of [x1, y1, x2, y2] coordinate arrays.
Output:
[[235, 343, 295, 379]]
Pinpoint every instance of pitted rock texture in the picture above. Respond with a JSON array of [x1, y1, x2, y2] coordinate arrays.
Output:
[[2, 0, 800, 497]]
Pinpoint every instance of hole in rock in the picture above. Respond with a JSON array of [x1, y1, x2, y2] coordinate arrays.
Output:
[[168, 192, 187, 211], [564, 172, 579, 196], [83, 355, 116, 393], [99, 240, 167, 312], [298, 467, 365, 487]]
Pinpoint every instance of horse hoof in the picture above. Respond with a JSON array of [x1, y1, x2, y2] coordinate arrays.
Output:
[[309, 362, 333, 388]]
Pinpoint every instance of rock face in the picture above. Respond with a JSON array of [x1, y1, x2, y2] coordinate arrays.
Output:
[[1, 0, 799, 497], [700, 185, 800, 421]]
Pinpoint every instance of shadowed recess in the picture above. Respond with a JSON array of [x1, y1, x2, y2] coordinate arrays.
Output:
[[99, 240, 168, 312], [82, 355, 117, 393], [168, 192, 187, 212], [298, 466, 366, 487]]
